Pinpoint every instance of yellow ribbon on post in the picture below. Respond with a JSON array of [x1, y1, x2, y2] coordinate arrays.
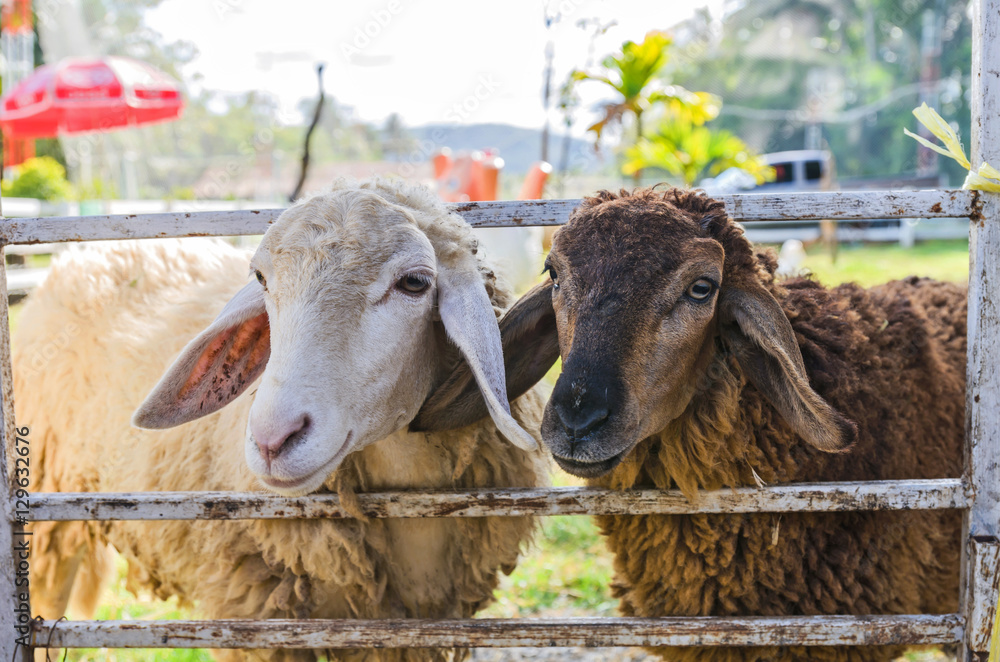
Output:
[[904, 103, 1000, 192]]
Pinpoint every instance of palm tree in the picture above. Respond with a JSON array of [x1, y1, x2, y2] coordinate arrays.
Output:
[[569, 30, 719, 182], [622, 115, 774, 187]]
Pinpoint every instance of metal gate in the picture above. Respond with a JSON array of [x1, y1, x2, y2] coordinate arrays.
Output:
[[0, 1, 997, 658]]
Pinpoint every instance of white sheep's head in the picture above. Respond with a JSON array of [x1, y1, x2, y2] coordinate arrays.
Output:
[[132, 180, 538, 496]]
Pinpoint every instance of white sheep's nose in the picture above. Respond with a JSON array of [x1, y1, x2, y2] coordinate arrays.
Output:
[[250, 412, 310, 466]]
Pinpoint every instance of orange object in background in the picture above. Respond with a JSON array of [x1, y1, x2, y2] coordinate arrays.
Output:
[[433, 148, 549, 202], [434, 149, 504, 202], [2, 135, 35, 168], [432, 148, 452, 179], [517, 161, 552, 200], [469, 151, 502, 201]]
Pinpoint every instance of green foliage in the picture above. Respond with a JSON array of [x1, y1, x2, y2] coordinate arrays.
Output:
[[33, 138, 67, 167], [624, 115, 774, 186], [670, 0, 972, 182], [569, 31, 720, 146], [76, 178, 119, 201], [1, 157, 74, 200], [64, 558, 213, 661], [169, 186, 196, 200], [566, 30, 771, 185]]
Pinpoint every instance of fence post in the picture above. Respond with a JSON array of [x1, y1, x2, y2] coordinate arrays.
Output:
[[963, 0, 1000, 659], [0, 190, 32, 660]]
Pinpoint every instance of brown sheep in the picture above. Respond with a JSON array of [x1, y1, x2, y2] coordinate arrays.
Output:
[[489, 188, 965, 662]]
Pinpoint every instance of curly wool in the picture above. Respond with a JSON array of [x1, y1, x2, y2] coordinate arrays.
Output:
[[583, 189, 965, 662], [15, 180, 548, 662]]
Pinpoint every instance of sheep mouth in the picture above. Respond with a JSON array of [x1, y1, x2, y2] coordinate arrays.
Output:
[[259, 473, 314, 491], [552, 449, 627, 478], [256, 430, 355, 495]]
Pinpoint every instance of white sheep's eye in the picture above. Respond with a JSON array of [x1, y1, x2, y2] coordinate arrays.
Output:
[[396, 273, 430, 295], [254, 270, 266, 288], [686, 278, 716, 302]]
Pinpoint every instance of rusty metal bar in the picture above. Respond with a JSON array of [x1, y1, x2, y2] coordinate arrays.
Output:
[[0, 190, 978, 245], [32, 614, 963, 649], [25, 479, 970, 522]]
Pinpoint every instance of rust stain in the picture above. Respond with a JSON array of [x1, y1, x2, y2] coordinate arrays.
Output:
[[96, 497, 142, 509], [930, 202, 943, 213], [970, 190, 986, 225]]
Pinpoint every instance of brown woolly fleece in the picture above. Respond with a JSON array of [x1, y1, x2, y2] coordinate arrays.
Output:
[[559, 189, 966, 662]]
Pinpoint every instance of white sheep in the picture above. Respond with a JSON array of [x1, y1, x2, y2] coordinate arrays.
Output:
[[15, 178, 549, 662]]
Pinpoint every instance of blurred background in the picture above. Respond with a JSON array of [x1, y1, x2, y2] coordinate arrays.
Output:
[[0, 1, 972, 659]]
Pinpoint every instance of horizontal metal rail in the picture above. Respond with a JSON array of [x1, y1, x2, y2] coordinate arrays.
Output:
[[25, 479, 969, 521], [0, 189, 979, 245], [32, 614, 963, 649]]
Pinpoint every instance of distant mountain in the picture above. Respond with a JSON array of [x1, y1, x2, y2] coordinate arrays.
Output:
[[408, 123, 608, 175]]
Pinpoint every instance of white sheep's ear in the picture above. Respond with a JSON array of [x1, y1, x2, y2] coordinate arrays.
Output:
[[132, 281, 270, 429], [428, 260, 538, 451], [412, 280, 559, 435]]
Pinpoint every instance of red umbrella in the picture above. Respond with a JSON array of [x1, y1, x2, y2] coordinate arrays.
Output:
[[0, 56, 184, 139]]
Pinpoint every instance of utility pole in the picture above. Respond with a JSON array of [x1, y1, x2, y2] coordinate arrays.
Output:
[[540, 6, 558, 164], [917, 8, 942, 178]]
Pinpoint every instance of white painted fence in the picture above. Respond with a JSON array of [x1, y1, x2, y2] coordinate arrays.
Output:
[[0, 0, 997, 656]]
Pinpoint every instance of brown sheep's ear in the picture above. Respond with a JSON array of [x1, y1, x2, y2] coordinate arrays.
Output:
[[719, 282, 857, 453], [411, 280, 559, 433]]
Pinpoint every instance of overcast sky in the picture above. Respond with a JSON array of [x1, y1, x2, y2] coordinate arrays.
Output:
[[146, 0, 723, 132]]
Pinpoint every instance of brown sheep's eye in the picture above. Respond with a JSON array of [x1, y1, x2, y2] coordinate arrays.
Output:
[[254, 270, 266, 288], [545, 265, 559, 290], [397, 273, 430, 295], [686, 279, 716, 302]]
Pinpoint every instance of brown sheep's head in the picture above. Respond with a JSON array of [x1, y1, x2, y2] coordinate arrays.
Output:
[[500, 187, 857, 478]]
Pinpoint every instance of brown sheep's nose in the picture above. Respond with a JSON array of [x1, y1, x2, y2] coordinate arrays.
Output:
[[554, 402, 609, 442]]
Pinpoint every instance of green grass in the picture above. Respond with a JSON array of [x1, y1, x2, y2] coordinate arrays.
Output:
[[62, 560, 212, 662], [796, 238, 969, 288], [25, 239, 968, 660], [483, 471, 618, 619]]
